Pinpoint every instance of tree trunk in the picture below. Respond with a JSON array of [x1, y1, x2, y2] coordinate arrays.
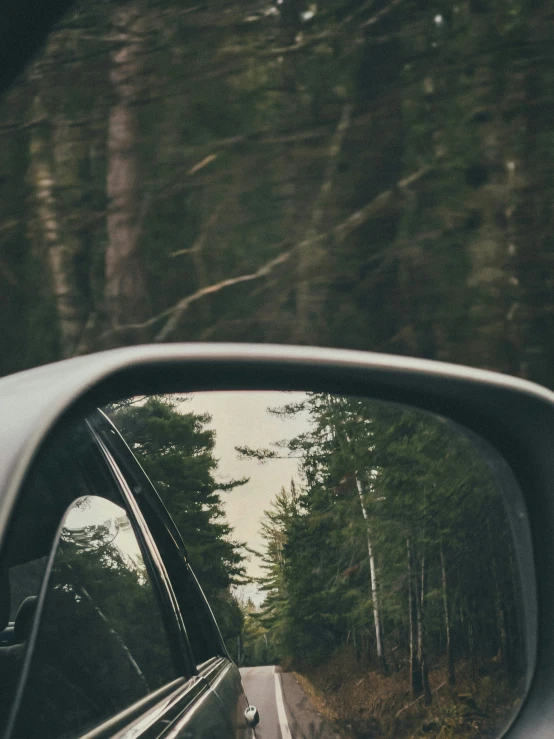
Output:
[[355, 474, 388, 674], [417, 548, 432, 705], [487, 519, 514, 675], [29, 95, 86, 358], [105, 3, 149, 332], [440, 540, 456, 685], [407, 537, 422, 697]]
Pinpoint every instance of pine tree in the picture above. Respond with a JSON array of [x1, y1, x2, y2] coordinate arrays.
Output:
[[107, 395, 248, 643]]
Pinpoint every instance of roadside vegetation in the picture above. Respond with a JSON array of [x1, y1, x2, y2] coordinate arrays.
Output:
[[240, 393, 526, 737], [293, 652, 523, 738], [107, 393, 526, 736]]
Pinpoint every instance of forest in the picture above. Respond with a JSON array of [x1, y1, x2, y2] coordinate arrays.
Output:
[[239, 394, 525, 736], [108, 393, 526, 738], [1, 0, 554, 394]]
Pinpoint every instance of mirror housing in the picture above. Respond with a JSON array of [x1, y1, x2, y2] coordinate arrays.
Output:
[[244, 705, 259, 727], [0, 343, 553, 736]]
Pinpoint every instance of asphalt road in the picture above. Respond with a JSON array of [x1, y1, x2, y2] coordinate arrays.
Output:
[[239, 666, 340, 739]]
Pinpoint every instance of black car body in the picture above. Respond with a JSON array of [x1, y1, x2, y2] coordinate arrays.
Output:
[[1, 405, 252, 739]]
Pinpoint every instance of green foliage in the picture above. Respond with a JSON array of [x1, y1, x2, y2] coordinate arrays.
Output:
[[251, 392, 525, 705], [107, 396, 248, 643]]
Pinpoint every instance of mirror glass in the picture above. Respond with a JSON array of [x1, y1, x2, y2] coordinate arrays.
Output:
[[103, 392, 528, 739]]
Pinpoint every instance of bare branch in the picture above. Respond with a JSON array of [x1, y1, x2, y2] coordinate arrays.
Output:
[[154, 248, 293, 341], [171, 201, 224, 257], [219, 31, 332, 59], [218, 0, 406, 60], [188, 153, 218, 175], [0, 219, 19, 235], [361, 0, 406, 28], [104, 244, 293, 340], [333, 166, 432, 243], [107, 165, 431, 342], [258, 31, 332, 56], [310, 103, 353, 233]]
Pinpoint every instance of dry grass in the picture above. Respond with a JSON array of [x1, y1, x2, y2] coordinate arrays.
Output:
[[292, 648, 524, 738]]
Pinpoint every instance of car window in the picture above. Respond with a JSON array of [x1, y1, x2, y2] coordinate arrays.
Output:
[[139, 504, 223, 667], [94, 417, 224, 666], [2, 422, 179, 739], [0, 421, 109, 728]]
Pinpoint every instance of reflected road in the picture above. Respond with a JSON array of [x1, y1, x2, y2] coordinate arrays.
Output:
[[240, 666, 340, 739]]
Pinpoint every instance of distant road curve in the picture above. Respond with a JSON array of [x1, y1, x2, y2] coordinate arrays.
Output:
[[239, 665, 340, 739]]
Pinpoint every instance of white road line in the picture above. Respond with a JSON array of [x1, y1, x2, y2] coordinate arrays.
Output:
[[273, 668, 292, 739]]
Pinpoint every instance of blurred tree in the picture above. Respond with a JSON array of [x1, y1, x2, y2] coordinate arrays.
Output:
[[0, 0, 553, 390]]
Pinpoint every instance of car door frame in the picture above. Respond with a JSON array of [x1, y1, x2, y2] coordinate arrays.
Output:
[[89, 411, 230, 662], [87, 416, 247, 738], [4, 417, 234, 739]]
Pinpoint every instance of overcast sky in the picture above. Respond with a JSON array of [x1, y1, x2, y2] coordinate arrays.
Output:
[[182, 391, 310, 604]]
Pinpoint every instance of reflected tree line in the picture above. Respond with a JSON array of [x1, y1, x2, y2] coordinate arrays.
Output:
[[1, 1, 554, 390], [240, 395, 525, 734], [105, 394, 525, 735], [16, 496, 178, 739]]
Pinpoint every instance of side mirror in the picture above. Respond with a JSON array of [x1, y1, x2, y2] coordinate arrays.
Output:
[[244, 705, 260, 727], [0, 343, 552, 738]]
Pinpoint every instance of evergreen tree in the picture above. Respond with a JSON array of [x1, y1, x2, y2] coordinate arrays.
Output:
[[251, 393, 524, 702], [107, 395, 248, 644]]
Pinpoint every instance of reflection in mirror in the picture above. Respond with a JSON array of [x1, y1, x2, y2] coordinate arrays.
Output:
[[14, 495, 177, 739], [105, 393, 527, 738]]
